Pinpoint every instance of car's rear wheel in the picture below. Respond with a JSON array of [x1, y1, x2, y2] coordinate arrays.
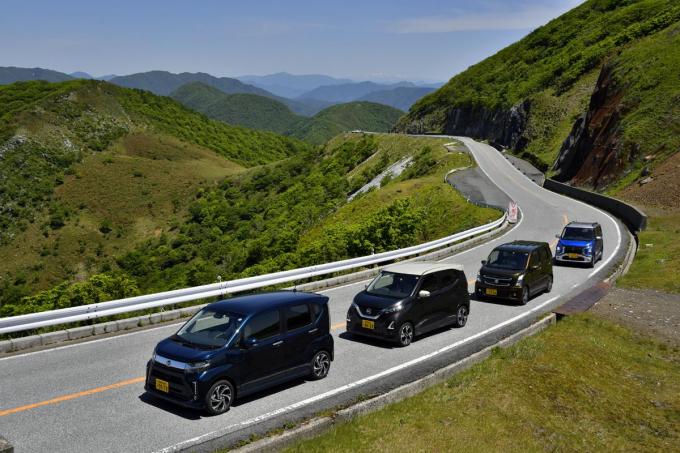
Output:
[[545, 276, 553, 293], [520, 286, 530, 305], [397, 322, 414, 347], [204, 380, 234, 415], [453, 305, 469, 328], [309, 350, 331, 380]]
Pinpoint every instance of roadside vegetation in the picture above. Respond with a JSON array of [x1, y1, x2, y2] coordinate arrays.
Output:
[[286, 314, 680, 452], [0, 126, 496, 317]]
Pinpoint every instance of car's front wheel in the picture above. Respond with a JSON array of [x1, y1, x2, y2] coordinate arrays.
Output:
[[309, 350, 331, 380], [204, 380, 234, 416], [397, 322, 414, 347], [545, 276, 553, 293], [453, 305, 469, 328], [520, 286, 530, 305]]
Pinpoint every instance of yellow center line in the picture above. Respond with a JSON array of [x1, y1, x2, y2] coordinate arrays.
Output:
[[0, 377, 145, 417]]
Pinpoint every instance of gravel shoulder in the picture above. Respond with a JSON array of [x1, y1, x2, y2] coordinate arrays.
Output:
[[591, 287, 680, 347]]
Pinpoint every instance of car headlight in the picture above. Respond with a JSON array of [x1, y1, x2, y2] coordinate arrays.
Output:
[[351, 302, 360, 313], [584, 244, 593, 255], [383, 303, 403, 314], [476, 272, 482, 283], [186, 361, 211, 373], [556, 244, 564, 252], [151, 349, 158, 362], [515, 274, 524, 287]]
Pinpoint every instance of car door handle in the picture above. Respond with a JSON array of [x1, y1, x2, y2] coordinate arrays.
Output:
[[308, 328, 318, 334], [273, 340, 284, 346]]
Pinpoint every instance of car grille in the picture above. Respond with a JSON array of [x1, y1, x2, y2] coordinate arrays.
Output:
[[149, 363, 192, 399], [564, 246, 583, 254], [356, 305, 383, 319], [482, 275, 513, 287]]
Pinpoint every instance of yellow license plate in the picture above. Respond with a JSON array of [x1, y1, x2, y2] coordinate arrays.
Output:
[[568, 253, 579, 259], [485, 288, 498, 296], [155, 378, 169, 393], [361, 319, 375, 329]]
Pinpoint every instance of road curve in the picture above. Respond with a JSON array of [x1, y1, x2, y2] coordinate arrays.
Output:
[[0, 137, 627, 453]]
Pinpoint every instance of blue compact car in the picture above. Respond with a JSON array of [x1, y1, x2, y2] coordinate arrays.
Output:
[[145, 291, 333, 415], [554, 221, 604, 268]]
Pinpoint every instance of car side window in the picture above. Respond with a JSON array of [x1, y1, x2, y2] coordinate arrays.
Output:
[[285, 304, 312, 331], [540, 247, 550, 261], [420, 274, 440, 293], [440, 270, 458, 289], [530, 250, 541, 267], [245, 310, 281, 341]]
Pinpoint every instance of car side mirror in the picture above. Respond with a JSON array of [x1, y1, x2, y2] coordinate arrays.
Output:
[[481, 260, 487, 266], [364, 284, 369, 290], [418, 290, 431, 298], [555, 234, 561, 239]]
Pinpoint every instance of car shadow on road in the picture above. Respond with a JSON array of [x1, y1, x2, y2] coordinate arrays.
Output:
[[138, 392, 202, 420], [471, 295, 521, 307], [139, 378, 309, 419], [339, 324, 461, 349]]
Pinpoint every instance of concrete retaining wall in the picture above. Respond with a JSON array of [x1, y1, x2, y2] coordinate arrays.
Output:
[[544, 179, 647, 233]]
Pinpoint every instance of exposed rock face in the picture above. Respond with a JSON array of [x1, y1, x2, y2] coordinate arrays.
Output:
[[553, 63, 630, 189], [397, 100, 531, 152]]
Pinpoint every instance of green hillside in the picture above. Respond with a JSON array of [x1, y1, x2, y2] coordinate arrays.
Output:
[[396, 0, 680, 174], [0, 79, 309, 312], [171, 82, 302, 134], [171, 85, 404, 145], [1, 132, 496, 317], [289, 102, 404, 144]]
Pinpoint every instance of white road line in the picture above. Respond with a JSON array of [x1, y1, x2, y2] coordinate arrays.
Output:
[[156, 294, 560, 453]]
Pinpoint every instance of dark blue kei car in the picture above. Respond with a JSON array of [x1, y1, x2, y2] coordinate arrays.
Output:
[[145, 291, 333, 415], [554, 221, 604, 268]]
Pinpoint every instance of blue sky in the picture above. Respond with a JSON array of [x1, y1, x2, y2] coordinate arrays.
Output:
[[0, 0, 583, 82]]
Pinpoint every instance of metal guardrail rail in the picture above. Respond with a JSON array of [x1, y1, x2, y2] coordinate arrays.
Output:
[[0, 213, 506, 334]]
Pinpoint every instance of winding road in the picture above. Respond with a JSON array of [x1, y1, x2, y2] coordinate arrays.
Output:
[[0, 137, 628, 453]]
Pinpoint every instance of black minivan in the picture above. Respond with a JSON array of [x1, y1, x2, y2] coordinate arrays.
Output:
[[475, 241, 553, 305], [346, 262, 470, 347], [145, 291, 333, 415]]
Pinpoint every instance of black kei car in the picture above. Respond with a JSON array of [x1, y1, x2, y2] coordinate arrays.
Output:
[[145, 291, 333, 415], [475, 241, 553, 305], [346, 262, 470, 347]]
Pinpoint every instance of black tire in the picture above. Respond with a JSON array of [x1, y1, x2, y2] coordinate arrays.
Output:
[[396, 322, 414, 347], [453, 305, 469, 328], [204, 379, 234, 415], [588, 258, 595, 268], [545, 276, 553, 293], [309, 350, 331, 380], [520, 286, 530, 306]]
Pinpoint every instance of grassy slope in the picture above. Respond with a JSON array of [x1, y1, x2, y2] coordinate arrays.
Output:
[[0, 79, 306, 297], [287, 315, 680, 452], [170, 82, 302, 134], [289, 102, 404, 144], [301, 134, 497, 246], [397, 0, 680, 169]]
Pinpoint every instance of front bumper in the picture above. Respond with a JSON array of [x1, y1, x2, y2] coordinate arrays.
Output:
[[475, 282, 522, 301], [555, 253, 593, 263], [145, 360, 203, 409], [346, 314, 399, 342]]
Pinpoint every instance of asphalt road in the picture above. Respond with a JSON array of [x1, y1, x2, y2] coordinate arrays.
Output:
[[0, 137, 626, 453]]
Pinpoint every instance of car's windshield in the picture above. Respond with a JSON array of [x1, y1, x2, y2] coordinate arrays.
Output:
[[486, 249, 529, 270], [175, 308, 242, 348], [366, 271, 419, 298], [562, 227, 595, 241]]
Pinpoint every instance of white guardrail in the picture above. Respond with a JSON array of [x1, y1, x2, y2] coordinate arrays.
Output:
[[0, 213, 506, 334]]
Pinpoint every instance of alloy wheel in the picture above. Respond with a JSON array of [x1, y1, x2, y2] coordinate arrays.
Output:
[[209, 383, 232, 414], [312, 351, 331, 379], [455, 305, 468, 327], [398, 322, 414, 347]]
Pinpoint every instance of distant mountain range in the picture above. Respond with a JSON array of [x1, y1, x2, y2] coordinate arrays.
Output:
[[237, 72, 353, 98], [171, 82, 403, 144], [0, 67, 440, 113]]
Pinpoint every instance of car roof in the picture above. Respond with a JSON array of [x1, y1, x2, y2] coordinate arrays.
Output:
[[210, 291, 327, 315], [496, 240, 548, 251], [382, 261, 464, 276], [565, 221, 599, 228]]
